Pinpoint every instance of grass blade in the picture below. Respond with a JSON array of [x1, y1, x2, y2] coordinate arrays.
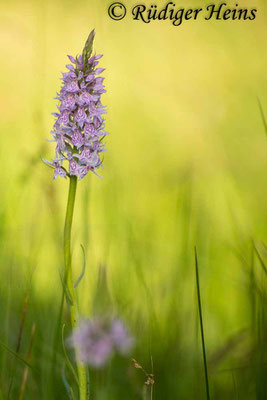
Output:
[[19, 323, 36, 400], [194, 247, 210, 400], [62, 324, 79, 386], [74, 244, 86, 289], [62, 365, 77, 400], [253, 243, 267, 276], [0, 341, 34, 370], [257, 97, 267, 137], [48, 287, 65, 399], [232, 372, 239, 400], [7, 292, 29, 399]]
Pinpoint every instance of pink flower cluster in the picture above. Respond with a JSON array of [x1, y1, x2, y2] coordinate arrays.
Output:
[[44, 32, 108, 180]]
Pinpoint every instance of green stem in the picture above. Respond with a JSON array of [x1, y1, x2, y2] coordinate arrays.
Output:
[[64, 176, 87, 400]]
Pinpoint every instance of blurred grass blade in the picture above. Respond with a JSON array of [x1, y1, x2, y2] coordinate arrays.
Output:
[[7, 292, 29, 399], [194, 247, 210, 400], [150, 356, 154, 400], [257, 98, 267, 137], [0, 341, 34, 370], [232, 372, 239, 400], [19, 324, 36, 400], [142, 384, 148, 400], [86, 367, 90, 400], [92, 264, 112, 314], [48, 287, 65, 398], [70, 387, 76, 400], [74, 244, 86, 289], [62, 324, 79, 386], [253, 243, 267, 276], [62, 364, 77, 400]]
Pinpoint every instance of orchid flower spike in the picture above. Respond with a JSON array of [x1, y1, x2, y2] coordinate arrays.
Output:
[[43, 30, 108, 180]]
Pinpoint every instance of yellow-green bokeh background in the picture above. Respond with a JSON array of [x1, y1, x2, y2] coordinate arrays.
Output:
[[1, 0, 267, 398]]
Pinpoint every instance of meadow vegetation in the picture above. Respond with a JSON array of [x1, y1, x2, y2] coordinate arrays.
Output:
[[1, 0, 267, 398]]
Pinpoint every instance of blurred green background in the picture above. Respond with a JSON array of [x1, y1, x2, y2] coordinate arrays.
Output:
[[1, 0, 267, 398]]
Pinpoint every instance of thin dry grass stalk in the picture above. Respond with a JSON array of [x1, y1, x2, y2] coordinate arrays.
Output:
[[19, 324, 36, 400], [132, 358, 154, 400]]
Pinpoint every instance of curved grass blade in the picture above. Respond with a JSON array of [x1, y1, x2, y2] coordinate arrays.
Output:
[[74, 244, 86, 289], [59, 267, 73, 305], [62, 364, 77, 400], [194, 247, 210, 400]]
